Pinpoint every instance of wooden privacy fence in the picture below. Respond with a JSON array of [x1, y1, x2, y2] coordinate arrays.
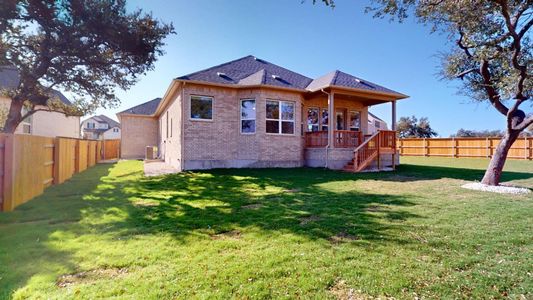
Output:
[[0, 134, 121, 212], [398, 137, 533, 159]]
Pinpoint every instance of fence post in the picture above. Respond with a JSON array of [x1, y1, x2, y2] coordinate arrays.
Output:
[[486, 138, 490, 158], [424, 138, 428, 157], [524, 137, 528, 160], [451, 137, 455, 158], [53, 137, 61, 184], [2, 134, 15, 212]]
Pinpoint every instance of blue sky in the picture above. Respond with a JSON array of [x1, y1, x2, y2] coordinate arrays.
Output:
[[90, 0, 506, 137]]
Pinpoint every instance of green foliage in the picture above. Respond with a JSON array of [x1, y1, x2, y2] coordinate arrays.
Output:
[[452, 128, 505, 138], [396, 115, 438, 138], [0, 0, 175, 131], [1, 159, 531, 298], [0, 105, 7, 130]]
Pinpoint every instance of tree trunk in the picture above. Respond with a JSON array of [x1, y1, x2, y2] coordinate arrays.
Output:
[[2, 100, 23, 134], [481, 130, 520, 186]]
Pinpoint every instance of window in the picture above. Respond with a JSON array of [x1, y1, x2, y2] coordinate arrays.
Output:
[[87, 122, 95, 129], [266, 100, 295, 134], [113, 128, 119, 132], [171, 118, 173, 137], [166, 111, 169, 138], [321, 108, 328, 131], [349, 111, 361, 131], [190, 95, 213, 120], [307, 107, 319, 132], [335, 110, 345, 130], [240, 99, 256, 134], [21, 107, 32, 134], [375, 120, 381, 129]]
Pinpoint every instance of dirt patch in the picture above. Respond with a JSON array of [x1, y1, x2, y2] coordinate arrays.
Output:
[[365, 206, 382, 212], [241, 203, 263, 210], [210, 230, 242, 240], [57, 267, 128, 288], [283, 188, 301, 193], [329, 280, 371, 300], [329, 231, 360, 244], [299, 215, 320, 225]]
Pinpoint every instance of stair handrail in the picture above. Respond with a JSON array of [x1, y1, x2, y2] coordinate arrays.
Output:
[[353, 131, 381, 171], [353, 131, 380, 153]]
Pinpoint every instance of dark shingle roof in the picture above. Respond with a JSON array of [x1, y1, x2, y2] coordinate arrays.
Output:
[[118, 97, 162, 116], [177, 55, 313, 90], [175, 56, 405, 97], [306, 70, 402, 95], [93, 114, 120, 128], [0, 65, 73, 105]]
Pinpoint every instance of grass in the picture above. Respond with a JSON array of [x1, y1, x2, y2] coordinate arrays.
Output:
[[0, 157, 532, 299]]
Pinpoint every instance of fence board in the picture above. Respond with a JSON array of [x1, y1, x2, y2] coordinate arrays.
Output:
[[103, 139, 121, 160], [54, 138, 77, 185], [0, 135, 119, 212], [76, 140, 88, 172], [398, 137, 533, 160]]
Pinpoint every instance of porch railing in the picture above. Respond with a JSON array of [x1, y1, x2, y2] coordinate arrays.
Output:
[[304, 130, 362, 148]]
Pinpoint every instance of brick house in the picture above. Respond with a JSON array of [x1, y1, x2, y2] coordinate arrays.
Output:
[[118, 56, 408, 172]]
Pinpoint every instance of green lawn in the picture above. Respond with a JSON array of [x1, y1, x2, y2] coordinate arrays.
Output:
[[0, 157, 532, 299]]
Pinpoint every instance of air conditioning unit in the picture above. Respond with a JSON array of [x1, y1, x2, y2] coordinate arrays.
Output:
[[145, 146, 157, 160]]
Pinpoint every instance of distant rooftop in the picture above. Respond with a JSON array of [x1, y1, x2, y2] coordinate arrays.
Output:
[[0, 65, 72, 105]]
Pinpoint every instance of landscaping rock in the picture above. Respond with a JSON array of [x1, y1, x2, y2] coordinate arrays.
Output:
[[461, 182, 531, 194]]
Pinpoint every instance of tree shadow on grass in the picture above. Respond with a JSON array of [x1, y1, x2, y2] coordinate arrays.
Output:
[[0, 164, 116, 299], [384, 164, 533, 183], [0, 165, 420, 297], [107, 167, 421, 246]]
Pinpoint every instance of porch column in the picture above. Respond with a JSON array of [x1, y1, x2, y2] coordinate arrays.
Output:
[[328, 91, 335, 148], [391, 100, 397, 131]]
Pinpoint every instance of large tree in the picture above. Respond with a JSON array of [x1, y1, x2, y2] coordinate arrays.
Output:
[[396, 115, 438, 138], [0, 0, 174, 133], [317, 0, 532, 186]]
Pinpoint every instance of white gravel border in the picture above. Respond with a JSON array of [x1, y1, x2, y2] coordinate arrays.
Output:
[[462, 182, 531, 194]]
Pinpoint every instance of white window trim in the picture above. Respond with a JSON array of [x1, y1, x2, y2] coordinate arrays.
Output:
[[349, 110, 361, 131], [306, 106, 320, 132], [266, 99, 296, 135], [240, 98, 256, 135], [20, 107, 32, 134], [189, 95, 214, 122]]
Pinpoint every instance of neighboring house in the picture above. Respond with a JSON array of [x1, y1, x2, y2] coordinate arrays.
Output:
[[367, 112, 388, 134], [81, 115, 121, 140], [118, 55, 408, 171], [0, 66, 80, 138]]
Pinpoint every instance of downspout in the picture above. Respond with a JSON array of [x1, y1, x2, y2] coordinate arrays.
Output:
[[320, 88, 330, 169]]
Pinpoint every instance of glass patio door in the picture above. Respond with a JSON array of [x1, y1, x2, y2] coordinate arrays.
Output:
[[335, 109, 346, 130]]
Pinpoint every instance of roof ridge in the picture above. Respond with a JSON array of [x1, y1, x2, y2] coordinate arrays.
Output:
[[176, 55, 254, 79], [331, 70, 341, 85]]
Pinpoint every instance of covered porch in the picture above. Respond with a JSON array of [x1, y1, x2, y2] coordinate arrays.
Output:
[[302, 87, 401, 171]]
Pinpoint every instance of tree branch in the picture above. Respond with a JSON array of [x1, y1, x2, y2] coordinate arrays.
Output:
[[480, 60, 509, 116]]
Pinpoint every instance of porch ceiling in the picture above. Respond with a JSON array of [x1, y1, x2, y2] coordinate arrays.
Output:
[[304, 87, 403, 106]]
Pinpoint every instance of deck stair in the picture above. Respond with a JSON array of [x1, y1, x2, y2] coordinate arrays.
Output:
[[343, 130, 397, 172]]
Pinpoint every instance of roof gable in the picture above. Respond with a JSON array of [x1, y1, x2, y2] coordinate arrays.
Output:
[[306, 70, 403, 96], [118, 97, 162, 116]]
